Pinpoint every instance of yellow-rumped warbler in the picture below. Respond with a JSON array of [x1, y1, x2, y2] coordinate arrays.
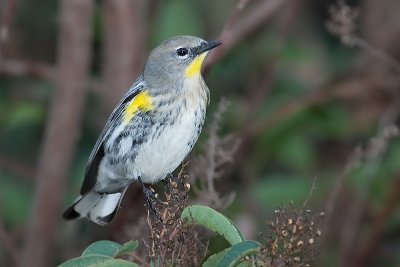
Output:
[[63, 36, 221, 225]]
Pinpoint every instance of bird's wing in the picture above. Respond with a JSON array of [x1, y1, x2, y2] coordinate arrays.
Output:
[[80, 76, 146, 195]]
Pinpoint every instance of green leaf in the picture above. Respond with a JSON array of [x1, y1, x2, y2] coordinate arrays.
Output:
[[202, 248, 229, 267], [181, 205, 245, 245], [81, 241, 122, 257], [57, 255, 111, 267], [89, 259, 139, 267], [203, 248, 254, 267], [114, 240, 139, 257], [216, 240, 261, 267]]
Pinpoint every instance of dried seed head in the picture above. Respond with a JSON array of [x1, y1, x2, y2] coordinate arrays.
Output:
[[281, 230, 288, 237], [308, 238, 314, 244], [288, 218, 293, 225], [317, 229, 322, 236], [184, 183, 191, 191], [293, 256, 301, 262], [297, 240, 304, 247]]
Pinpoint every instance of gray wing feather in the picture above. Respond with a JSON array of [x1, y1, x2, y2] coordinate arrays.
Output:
[[80, 76, 146, 195]]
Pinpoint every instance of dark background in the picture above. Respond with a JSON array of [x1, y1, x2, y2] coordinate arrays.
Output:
[[1, 0, 400, 266]]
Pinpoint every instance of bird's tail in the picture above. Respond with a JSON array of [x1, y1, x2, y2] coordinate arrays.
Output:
[[63, 189, 126, 226]]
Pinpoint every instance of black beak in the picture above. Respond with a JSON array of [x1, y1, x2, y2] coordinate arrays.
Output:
[[193, 40, 222, 56]]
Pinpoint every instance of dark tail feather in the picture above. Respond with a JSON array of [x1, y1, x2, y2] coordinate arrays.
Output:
[[62, 189, 126, 225], [63, 205, 81, 220]]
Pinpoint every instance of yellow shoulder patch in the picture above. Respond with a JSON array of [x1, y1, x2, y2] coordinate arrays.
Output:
[[185, 52, 208, 78], [123, 91, 154, 124]]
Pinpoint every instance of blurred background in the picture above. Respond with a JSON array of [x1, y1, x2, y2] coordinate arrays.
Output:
[[1, 0, 400, 266]]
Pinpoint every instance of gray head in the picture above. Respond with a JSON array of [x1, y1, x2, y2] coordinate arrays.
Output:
[[143, 35, 221, 93]]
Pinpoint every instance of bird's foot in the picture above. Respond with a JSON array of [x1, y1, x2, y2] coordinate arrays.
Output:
[[138, 177, 163, 222]]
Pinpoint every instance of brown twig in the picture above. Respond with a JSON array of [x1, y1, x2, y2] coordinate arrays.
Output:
[[203, 0, 250, 73], [0, 58, 54, 81], [303, 176, 318, 208], [100, 0, 150, 113], [0, 58, 103, 91], [321, 125, 399, 266], [204, 0, 288, 71], [322, 146, 362, 237], [190, 98, 238, 210], [20, 1, 94, 266], [352, 176, 400, 267], [327, 1, 400, 74]]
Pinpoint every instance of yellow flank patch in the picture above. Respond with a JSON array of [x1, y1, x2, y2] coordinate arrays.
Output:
[[123, 91, 154, 124], [185, 52, 208, 78]]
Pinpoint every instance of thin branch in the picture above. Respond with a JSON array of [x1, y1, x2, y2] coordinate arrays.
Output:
[[352, 176, 400, 267], [327, 1, 400, 74], [204, 0, 288, 71], [0, 58, 54, 81], [321, 125, 399, 266], [190, 98, 238, 209], [0, 58, 103, 91], [302, 176, 318, 208]]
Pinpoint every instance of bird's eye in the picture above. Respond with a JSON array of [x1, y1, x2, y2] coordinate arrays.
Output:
[[176, 47, 189, 58]]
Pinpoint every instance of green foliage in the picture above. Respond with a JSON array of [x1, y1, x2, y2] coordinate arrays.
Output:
[[57, 201, 325, 266], [58, 255, 114, 267], [59, 256, 138, 267], [81, 241, 122, 257], [57, 240, 140, 267], [181, 204, 245, 245], [215, 241, 261, 267], [202, 248, 230, 267], [182, 205, 262, 267], [114, 241, 139, 258], [59, 206, 266, 266]]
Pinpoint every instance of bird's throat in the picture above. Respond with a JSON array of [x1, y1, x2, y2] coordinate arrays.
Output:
[[185, 52, 208, 78]]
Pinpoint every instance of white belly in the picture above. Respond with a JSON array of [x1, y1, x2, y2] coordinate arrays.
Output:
[[130, 110, 200, 183]]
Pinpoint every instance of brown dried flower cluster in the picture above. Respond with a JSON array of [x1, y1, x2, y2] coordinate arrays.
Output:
[[146, 171, 207, 267], [259, 205, 324, 267]]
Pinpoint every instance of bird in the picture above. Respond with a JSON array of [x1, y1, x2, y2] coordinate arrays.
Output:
[[63, 35, 221, 225]]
